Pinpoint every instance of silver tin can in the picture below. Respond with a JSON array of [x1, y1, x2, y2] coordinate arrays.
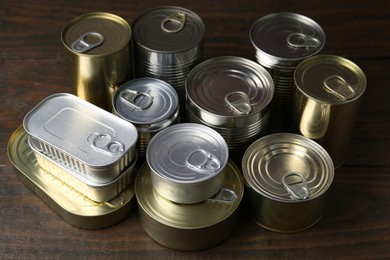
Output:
[[146, 123, 229, 204], [132, 6, 205, 116], [291, 55, 367, 168], [62, 12, 133, 111], [186, 56, 274, 156], [250, 12, 325, 132], [113, 78, 179, 161], [242, 133, 334, 232], [23, 93, 138, 184], [135, 160, 243, 251], [29, 136, 137, 202]]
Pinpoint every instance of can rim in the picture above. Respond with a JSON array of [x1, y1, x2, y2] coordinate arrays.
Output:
[[61, 12, 132, 57], [294, 54, 367, 104]]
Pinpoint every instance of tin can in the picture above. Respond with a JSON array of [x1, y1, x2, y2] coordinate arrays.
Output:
[[62, 12, 133, 111], [250, 12, 325, 132], [186, 56, 274, 158], [135, 160, 243, 251], [291, 55, 367, 168], [8, 126, 135, 229], [23, 93, 138, 184], [146, 123, 229, 204], [29, 136, 137, 202], [242, 133, 334, 232], [113, 78, 179, 162], [132, 6, 205, 117]]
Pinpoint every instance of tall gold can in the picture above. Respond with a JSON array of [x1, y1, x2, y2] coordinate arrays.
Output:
[[61, 12, 133, 111], [291, 55, 366, 167]]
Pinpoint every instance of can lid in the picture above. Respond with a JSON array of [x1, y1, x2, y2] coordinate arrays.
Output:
[[294, 55, 367, 104], [62, 12, 131, 55], [132, 6, 205, 53], [242, 133, 334, 202], [135, 159, 243, 229], [146, 123, 229, 184], [186, 56, 274, 117], [113, 78, 179, 129], [250, 12, 325, 65]]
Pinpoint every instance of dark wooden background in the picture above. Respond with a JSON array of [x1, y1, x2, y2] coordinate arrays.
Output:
[[1, 0, 389, 258]]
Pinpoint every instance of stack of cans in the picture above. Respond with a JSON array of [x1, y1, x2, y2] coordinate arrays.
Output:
[[135, 123, 243, 250], [23, 93, 139, 204], [113, 78, 180, 163], [132, 6, 205, 117], [186, 56, 274, 159], [250, 12, 325, 132]]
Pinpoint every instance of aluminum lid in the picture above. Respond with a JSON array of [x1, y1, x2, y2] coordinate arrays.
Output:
[[250, 12, 325, 67], [294, 55, 367, 104], [146, 123, 229, 184], [23, 93, 138, 168], [242, 133, 334, 202], [186, 56, 274, 118], [113, 78, 179, 129], [132, 6, 205, 53], [62, 12, 131, 55]]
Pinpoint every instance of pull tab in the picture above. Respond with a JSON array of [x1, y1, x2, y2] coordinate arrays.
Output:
[[120, 89, 154, 110], [88, 133, 125, 155], [282, 172, 310, 200], [323, 75, 356, 100], [71, 32, 104, 53], [208, 188, 237, 203], [186, 149, 221, 173], [287, 33, 321, 48], [225, 91, 252, 115], [161, 12, 186, 33]]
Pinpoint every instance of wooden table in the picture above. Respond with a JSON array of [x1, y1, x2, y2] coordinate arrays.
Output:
[[1, 0, 389, 258]]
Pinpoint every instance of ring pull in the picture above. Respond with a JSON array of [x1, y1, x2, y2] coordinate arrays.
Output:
[[208, 188, 237, 203], [323, 75, 356, 100], [161, 12, 186, 33], [282, 172, 310, 200], [287, 33, 321, 48], [186, 149, 221, 173], [88, 133, 125, 155], [225, 91, 252, 115], [71, 32, 104, 53], [120, 89, 154, 110]]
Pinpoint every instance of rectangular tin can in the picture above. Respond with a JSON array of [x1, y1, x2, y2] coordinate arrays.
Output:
[[61, 12, 133, 111], [291, 55, 367, 167], [29, 136, 137, 202], [8, 126, 135, 229], [23, 93, 138, 184]]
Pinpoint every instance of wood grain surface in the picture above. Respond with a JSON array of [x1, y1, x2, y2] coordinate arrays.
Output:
[[1, 0, 389, 259]]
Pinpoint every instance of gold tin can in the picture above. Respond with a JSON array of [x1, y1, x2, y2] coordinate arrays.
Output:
[[8, 126, 135, 229], [135, 160, 243, 251], [61, 12, 133, 111], [242, 133, 334, 232], [291, 55, 367, 167]]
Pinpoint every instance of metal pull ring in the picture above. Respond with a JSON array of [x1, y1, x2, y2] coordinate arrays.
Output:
[[161, 12, 186, 33], [323, 75, 356, 100], [208, 188, 237, 203], [120, 89, 154, 110], [225, 91, 252, 115], [186, 149, 221, 173], [88, 133, 125, 155], [71, 32, 104, 53], [282, 172, 310, 200], [287, 33, 321, 48]]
